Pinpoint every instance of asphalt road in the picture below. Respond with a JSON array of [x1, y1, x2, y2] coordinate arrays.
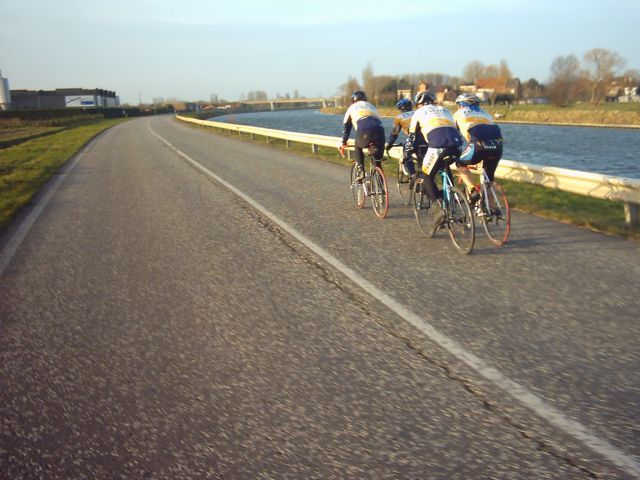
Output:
[[1, 115, 639, 479]]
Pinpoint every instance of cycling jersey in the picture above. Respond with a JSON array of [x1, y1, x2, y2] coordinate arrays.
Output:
[[341, 100, 385, 166], [453, 106, 502, 142], [387, 110, 413, 146], [409, 104, 462, 148], [341, 101, 383, 143], [454, 105, 503, 182]]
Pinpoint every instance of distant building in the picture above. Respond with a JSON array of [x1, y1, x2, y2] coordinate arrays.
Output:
[[617, 86, 640, 103], [164, 101, 197, 112], [9, 87, 119, 110], [0, 71, 11, 111], [396, 89, 412, 100]]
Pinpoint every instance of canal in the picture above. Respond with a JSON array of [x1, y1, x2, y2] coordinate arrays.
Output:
[[212, 109, 640, 180]]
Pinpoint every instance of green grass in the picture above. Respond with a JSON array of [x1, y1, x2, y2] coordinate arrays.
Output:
[[498, 178, 636, 239], [0, 118, 126, 230], [181, 119, 639, 241]]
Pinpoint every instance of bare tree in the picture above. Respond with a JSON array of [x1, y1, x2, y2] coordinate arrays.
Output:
[[338, 76, 362, 105], [547, 54, 583, 106], [584, 48, 626, 105], [499, 59, 512, 80], [463, 61, 485, 83], [362, 62, 375, 103], [475, 60, 513, 105]]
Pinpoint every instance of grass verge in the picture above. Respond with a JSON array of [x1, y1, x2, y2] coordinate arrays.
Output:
[[0, 118, 126, 230], [180, 118, 639, 241]]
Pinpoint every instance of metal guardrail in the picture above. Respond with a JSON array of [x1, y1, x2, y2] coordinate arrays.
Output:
[[176, 114, 640, 227]]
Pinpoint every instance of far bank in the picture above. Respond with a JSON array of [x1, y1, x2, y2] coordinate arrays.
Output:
[[321, 103, 640, 128]]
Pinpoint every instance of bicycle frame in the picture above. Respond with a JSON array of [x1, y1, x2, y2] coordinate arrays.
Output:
[[344, 145, 389, 219], [439, 168, 456, 207], [463, 163, 511, 245]]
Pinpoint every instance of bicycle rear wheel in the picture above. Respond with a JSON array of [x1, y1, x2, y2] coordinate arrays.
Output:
[[447, 187, 475, 254], [481, 182, 510, 245], [350, 164, 365, 208], [371, 167, 389, 219], [396, 160, 412, 205], [413, 183, 436, 237]]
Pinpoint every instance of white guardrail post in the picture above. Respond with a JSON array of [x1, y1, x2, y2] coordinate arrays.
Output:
[[176, 115, 640, 229]]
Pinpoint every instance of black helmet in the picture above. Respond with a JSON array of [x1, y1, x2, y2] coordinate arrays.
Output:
[[414, 91, 436, 106], [351, 91, 366, 103], [396, 98, 412, 111]]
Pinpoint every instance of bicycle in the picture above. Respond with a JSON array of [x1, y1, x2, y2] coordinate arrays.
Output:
[[394, 144, 426, 206], [465, 164, 511, 246], [342, 145, 389, 219], [413, 161, 475, 255], [391, 144, 412, 205]]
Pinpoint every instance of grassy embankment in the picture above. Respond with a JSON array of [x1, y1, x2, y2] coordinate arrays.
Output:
[[183, 104, 639, 240], [0, 116, 126, 230]]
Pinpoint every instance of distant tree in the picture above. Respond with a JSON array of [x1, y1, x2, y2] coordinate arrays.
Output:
[[547, 54, 583, 106], [463, 61, 485, 83], [338, 76, 362, 105], [523, 78, 544, 98], [583, 48, 627, 105], [362, 62, 375, 103], [372, 75, 397, 106], [475, 60, 513, 105], [499, 59, 512, 80]]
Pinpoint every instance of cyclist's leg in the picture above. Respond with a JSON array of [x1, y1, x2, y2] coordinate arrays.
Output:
[[371, 126, 386, 169], [482, 143, 502, 182], [421, 148, 445, 203], [416, 145, 427, 172], [353, 147, 365, 180], [402, 133, 425, 177], [456, 143, 482, 193], [369, 141, 384, 169]]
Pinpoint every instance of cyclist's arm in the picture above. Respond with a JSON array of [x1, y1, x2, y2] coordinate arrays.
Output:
[[341, 116, 353, 145], [387, 117, 402, 147]]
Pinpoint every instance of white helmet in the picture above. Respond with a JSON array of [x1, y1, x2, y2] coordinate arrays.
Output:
[[455, 93, 480, 106]]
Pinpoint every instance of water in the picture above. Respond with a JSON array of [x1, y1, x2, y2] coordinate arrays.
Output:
[[212, 109, 640, 180]]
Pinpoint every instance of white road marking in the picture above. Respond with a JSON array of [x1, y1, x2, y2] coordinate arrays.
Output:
[[149, 123, 640, 479]]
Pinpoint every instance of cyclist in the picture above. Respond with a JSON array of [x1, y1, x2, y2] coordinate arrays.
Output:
[[385, 97, 413, 154], [385, 98, 415, 175], [453, 92, 504, 204], [340, 91, 386, 181], [403, 91, 463, 229]]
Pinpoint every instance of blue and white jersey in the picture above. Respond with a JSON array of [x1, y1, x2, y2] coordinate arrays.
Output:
[[409, 104, 462, 149], [453, 106, 502, 142], [343, 101, 381, 131], [342, 100, 383, 144]]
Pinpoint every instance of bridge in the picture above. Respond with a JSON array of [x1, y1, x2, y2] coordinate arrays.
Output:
[[239, 97, 341, 110]]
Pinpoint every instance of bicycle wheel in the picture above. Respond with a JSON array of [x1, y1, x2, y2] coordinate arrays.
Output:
[[371, 167, 389, 219], [350, 164, 365, 208], [413, 183, 436, 237], [482, 181, 510, 246], [446, 187, 475, 255], [396, 160, 412, 205]]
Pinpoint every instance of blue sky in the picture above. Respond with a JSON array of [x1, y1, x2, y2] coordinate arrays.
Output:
[[1, 0, 638, 105]]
